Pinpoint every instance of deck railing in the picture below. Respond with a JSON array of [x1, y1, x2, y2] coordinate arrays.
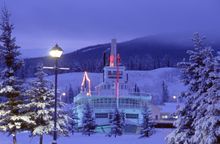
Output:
[[78, 91, 151, 97]]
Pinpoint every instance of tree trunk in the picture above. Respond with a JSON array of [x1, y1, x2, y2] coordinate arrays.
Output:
[[39, 135, 43, 144], [13, 133, 16, 144]]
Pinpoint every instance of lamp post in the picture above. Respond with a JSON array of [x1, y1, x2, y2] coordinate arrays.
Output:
[[49, 44, 63, 144]]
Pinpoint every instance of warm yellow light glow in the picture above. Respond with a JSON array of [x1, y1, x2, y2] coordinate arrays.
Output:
[[62, 92, 66, 96], [49, 50, 63, 58], [49, 44, 63, 58], [173, 96, 177, 99]]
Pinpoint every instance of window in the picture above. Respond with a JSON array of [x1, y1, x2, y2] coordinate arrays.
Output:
[[95, 113, 108, 118], [104, 98, 107, 103], [107, 98, 111, 103], [109, 112, 113, 119], [108, 71, 123, 79], [126, 113, 139, 119]]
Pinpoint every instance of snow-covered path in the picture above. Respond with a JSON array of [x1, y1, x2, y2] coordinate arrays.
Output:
[[0, 129, 172, 144]]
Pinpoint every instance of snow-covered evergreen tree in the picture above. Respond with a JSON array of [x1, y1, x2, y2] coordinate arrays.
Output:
[[26, 64, 72, 143], [140, 105, 154, 138], [64, 103, 78, 135], [191, 51, 220, 144], [0, 7, 34, 144], [56, 104, 73, 136], [68, 106, 78, 134], [26, 64, 55, 144], [82, 102, 96, 136], [167, 33, 219, 144], [108, 108, 124, 137]]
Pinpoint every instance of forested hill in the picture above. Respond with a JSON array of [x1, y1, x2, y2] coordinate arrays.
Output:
[[23, 34, 220, 77]]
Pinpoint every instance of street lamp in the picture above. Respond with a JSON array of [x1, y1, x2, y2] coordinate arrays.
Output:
[[50, 44, 63, 144]]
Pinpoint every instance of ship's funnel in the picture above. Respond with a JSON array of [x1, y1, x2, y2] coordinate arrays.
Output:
[[110, 39, 117, 67]]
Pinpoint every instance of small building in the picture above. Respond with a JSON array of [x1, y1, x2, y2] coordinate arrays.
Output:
[[151, 102, 180, 128]]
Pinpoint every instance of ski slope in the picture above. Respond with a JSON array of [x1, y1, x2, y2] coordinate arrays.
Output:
[[45, 67, 186, 99]]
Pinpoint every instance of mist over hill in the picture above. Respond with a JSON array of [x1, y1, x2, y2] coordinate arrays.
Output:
[[17, 34, 220, 77]]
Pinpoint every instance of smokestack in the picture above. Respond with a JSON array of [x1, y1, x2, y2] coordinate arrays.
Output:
[[110, 39, 117, 67]]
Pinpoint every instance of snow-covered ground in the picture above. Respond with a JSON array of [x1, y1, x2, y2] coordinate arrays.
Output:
[[0, 129, 172, 144], [45, 67, 186, 98]]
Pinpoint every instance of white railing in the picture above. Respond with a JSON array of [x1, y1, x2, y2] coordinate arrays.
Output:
[[77, 91, 151, 97]]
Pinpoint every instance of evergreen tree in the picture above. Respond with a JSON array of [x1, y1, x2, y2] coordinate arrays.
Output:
[[68, 106, 78, 134], [192, 52, 220, 144], [140, 105, 154, 138], [27, 64, 72, 143], [162, 80, 169, 103], [0, 7, 34, 144], [26, 64, 55, 144], [82, 102, 96, 136], [56, 104, 72, 137], [166, 33, 219, 144], [108, 108, 124, 137], [67, 84, 74, 104]]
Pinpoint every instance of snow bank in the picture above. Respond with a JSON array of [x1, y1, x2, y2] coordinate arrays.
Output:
[[0, 129, 173, 144]]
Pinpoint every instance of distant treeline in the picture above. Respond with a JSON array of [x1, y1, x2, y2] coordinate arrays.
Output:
[[1, 36, 220, 78]]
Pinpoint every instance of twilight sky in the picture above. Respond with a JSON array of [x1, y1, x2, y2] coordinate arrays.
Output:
[[1, 0, 220, 57]]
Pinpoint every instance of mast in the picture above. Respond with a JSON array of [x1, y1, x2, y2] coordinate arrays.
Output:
[[116, 54, 120, 109]]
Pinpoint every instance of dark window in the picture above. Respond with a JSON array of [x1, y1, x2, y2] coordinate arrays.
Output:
[[95, 113, 108, 118], [109, 112, 113, 119], [108, 71, 123, 79], [126, 113, 139, 119]]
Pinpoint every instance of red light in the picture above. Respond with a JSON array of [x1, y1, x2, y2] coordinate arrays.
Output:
[[110, 55, 114, 66]]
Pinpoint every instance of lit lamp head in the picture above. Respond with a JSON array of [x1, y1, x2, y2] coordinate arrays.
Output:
[[49, 44, 63, 58]]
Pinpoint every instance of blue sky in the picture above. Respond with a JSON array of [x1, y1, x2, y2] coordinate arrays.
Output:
[[1, 0, 220, 57]]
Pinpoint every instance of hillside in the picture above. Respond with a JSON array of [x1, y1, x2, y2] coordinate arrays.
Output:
[[44, 67, 186, 103], [23, 34, 220, 77]]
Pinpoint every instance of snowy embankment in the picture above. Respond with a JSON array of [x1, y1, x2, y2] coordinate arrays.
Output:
[[0, 129, 172, 144], [46, 67, 186, 98]]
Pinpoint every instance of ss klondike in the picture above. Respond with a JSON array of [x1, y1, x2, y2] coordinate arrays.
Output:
[[74, 39, 152, 131]]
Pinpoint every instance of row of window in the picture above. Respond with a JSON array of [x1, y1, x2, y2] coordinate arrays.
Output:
[[102, 84, 127, 89], [160, 114, 178, 120], [95, 113, 139, 119], [107, 71, 123, 79], [75, 98, 145, 108], [93, 98, 140, 105], [108, 71, 123, 76]]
